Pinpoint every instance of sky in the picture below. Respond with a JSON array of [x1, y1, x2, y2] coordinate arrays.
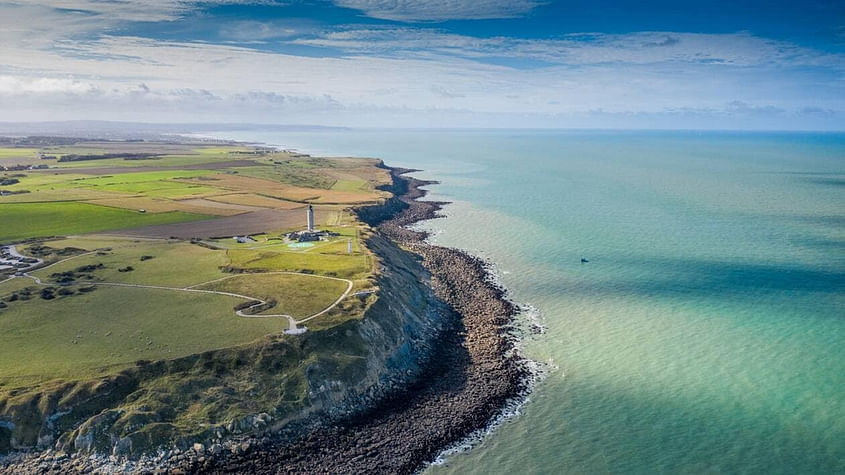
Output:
[[0, 0, 844, 129]]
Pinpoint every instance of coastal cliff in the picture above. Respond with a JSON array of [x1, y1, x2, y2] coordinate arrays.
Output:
[[206, 167, 531, 473], [1, 165, 530, 474], [1, 229, 449, 472]]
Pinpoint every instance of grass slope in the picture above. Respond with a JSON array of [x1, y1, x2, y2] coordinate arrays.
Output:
[[0, 286, 285, 387], [197, 273, 349, 318]]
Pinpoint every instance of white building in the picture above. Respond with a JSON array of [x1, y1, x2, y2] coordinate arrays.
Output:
[[307, 204, 315, 232]]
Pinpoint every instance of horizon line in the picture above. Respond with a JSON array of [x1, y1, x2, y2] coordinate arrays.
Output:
[[0, 121, 843, 134]]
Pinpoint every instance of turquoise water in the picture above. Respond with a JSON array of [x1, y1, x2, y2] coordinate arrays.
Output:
[[213, 130, 845, 474]]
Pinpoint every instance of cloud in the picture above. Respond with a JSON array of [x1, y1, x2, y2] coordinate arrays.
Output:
[[218, 20, 310, 41], [0, 75, 100, 94], [5, 1, 282, 22], [643, 35, 680, 47], [332, 0, 542, 22], [726, 100, 784, 116], [295, 28, 845, 70], [0, 2, 842, 129]]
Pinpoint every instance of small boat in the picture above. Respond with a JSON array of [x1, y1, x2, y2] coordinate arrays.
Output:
[[581, 258, 589, 263]]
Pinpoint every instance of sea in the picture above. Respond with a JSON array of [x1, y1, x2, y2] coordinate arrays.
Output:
[[205, 129, 845, 474]]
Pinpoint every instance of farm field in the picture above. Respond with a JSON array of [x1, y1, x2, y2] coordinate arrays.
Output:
[[0, 139, 388, 408], [0, 286, 284, 387], [1, 141, 390, 243], [0, 202, 208, 242], [0, 138, 396, 456], [0, 217, 375, 388]]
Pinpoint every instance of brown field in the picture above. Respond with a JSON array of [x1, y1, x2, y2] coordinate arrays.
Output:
[[85, 196, 259, 216], [204, 193, 305, 209], [326, 165, 392, 188], [176, 197, 261, 213], [177, 174, 383, 204], [113, 207, 337, 238]]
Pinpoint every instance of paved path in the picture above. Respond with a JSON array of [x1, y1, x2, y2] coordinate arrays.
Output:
[[0, 245, 44, 276], [2, 246, 354, 334]]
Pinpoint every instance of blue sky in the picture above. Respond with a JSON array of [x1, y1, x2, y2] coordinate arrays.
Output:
[[0, 0, 843, 129]]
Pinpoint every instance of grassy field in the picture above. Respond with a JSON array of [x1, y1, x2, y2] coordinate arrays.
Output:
[[197, 273, 349, 318], [0, 236, 363, 388], [0, 286, 285, 387], [0, 141, 390, 396], [0, 202, 209, 243], [0, 148, 38, 158], [28, 237, 229, 288], [227, 250, 371, 279]]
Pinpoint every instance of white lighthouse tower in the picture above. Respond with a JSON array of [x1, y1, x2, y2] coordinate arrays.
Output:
[[306, 204, 315, 232]]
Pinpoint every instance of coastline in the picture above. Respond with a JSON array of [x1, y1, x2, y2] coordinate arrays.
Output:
[[0, 165, 534, 474], [207, 166, 534, 473]]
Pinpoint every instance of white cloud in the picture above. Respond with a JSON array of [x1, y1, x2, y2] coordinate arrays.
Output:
[[0, 75, 100, 94], [4, 0, 281, 22], [295, 28, 845, 70], [0, 2, 842, 128], [218, 20, 308, 41], [332, 0, 542, 22]]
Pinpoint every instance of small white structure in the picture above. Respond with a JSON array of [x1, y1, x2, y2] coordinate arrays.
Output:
[[306, 204, 315, 232], [347, 239, 352, 254]]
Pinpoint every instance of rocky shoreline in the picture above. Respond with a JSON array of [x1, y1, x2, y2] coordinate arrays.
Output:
[[203, 168, 532, 473], [0, 166, 533, 474]]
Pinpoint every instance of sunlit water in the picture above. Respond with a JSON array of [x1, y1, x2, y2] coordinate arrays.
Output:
[[208, 129, 845, 474]]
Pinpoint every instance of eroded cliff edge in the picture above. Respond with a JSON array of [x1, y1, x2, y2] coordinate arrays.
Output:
[[206, 167, 531, 474], [1, 205, 452, 472], [1, 165, 531, 474]]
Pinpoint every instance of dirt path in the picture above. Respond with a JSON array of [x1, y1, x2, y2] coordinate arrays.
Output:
[[5, 246, 353, 334]]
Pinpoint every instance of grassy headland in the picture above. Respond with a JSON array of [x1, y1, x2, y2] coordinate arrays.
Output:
[[0, 138, 392, 456]]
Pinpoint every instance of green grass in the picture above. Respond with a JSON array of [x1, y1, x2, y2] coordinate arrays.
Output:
[[0, 286, 285, 387], [197, 273, 349, 318], [0, 172, 93, 192], [0, 277, 34, 297], [331, 178, 370, 192], [193, 146, 253, 155], [52, 154, 228, 169], [0, 234, 359, 388], [233, 165, 336, 189], [29, 238, 229, 288], [0, 202, 210, 243], [0, 143, 387, 399], [2, 170, 220, 198], [227, 249, 370, 279], [0, 148, 38, 158]]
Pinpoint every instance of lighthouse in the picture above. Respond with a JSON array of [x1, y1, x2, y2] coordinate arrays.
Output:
[[306, 204, 315, 232]]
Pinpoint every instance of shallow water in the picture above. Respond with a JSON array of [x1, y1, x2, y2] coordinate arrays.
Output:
[[210, 129, 845, 474]]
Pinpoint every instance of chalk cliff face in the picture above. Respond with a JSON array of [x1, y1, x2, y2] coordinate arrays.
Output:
[[0, 229, 449, 460], [297, 233, 449, 421]]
